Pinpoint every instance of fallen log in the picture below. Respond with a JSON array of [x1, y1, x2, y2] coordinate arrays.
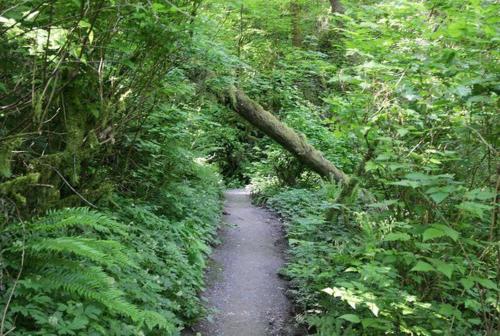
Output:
[[223, 86, 350, 184]]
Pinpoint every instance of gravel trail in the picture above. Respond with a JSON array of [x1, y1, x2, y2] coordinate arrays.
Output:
[[184, 188, 292, 336]]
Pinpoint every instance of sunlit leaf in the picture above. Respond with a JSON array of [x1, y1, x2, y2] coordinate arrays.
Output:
[[427, 258, 454, 279], [422, 228, 445, 241], [366, 302, 380, 317]]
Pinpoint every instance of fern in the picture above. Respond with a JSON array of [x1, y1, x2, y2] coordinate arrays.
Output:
[[25, 237, 133, 267], [140, 310, 177, 333], [23, 268, 174, 331], [38, 274, 139, 319], [26, 207, 128, 235], [4, 208, 175, 334]]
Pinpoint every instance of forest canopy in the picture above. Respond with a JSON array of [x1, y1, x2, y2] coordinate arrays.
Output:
[[0, 0, 498, 335]]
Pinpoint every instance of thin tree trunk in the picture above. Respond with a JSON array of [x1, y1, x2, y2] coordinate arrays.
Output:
[[237, 4, 244, 58], [189, 0, 203, 37], [223, 86, 350, 184], [318, 0, 345, 57], [290, 0, 303, 47], [329, 0, 344, 14]]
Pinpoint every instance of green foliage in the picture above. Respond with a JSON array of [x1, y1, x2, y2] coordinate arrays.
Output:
[[259, 184, 498, 335], [2, 208, 175, 335], [1, 1, 224, 334], [1, 0, 498, 334], [245, 0, 498, 333], [2, 160, 222, 335]]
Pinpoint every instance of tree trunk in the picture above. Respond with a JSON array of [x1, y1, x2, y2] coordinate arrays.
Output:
[[188, 0, 203, 37], [223, 86, 350, 184], [318, 0, 345, 57], [329, 0, 344, 14], [290, 0, 303, 47]]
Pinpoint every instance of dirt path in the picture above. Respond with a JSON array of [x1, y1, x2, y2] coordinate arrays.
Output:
[[184, 188, 292, 336]]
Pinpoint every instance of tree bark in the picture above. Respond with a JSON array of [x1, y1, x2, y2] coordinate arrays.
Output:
[[223, 86, 350, 184], [329, 0, 344, 14], [318, 0, 345, 56], [290, 0, 303, 47]]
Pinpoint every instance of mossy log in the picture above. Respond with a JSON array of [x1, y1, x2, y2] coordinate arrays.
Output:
[[224, 86, 350, 184]]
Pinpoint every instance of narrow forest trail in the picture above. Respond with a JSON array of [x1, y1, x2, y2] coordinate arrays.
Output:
[[184, 188, 292, 336]]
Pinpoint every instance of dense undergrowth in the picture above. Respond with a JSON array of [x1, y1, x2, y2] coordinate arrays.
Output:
[[1, 1, 223, 335], [254, 183, 497, 335], [1, 0, 498, 335], [246, 0, 499, 335]]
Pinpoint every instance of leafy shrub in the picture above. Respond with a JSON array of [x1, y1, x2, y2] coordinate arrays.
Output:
[[2, 208, 175, 335], [248, 0, 498, 334], [256, 178, 498, 336], [1, 160, 222, 335], [0, 2, 224, 333]]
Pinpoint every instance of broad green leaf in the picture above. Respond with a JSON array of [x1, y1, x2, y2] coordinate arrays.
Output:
[[438, 303, 460, 318], [423, 224, 459, 242], [396, 128, 409, 137], [152, 3, 167, 12], [405, 172, 434, 181], [78, 20, 91, 28], [388, 163, 412, 171], [465, 188, 496, 201], [429, 192, 450, 204], [411, 261, 435, 273], [375, 153, 392, 161], [464, 299, 481, 311], [422, 228, 445, 241], [474, 277, 497, 290], [384, 232, 411, 242], [361, 318, 392, 329], [339, 314, 360, 323], [456, 201, 492, 219], [460, 277, 475, 290], [431, 224, 459, 241], [468, 318, 482, 325], [447, 20, 467, 38], [390, 180, 419, 188], [427, 258, 454, 279], [365, 160, 379, 172]]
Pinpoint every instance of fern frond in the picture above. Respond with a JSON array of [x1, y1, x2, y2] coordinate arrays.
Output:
[[24, 265, 142, 321], [26, 207, 127, 235], [83, 239, 136, 267], [31, 264, 115, 294], [7, 207, 181, 332], [25, 237, 132, 267], [140, 310, 176, 332]]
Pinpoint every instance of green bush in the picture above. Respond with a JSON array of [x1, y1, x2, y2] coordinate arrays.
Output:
[[1, 161, 222, 335], [255, 180, 498, 336]]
